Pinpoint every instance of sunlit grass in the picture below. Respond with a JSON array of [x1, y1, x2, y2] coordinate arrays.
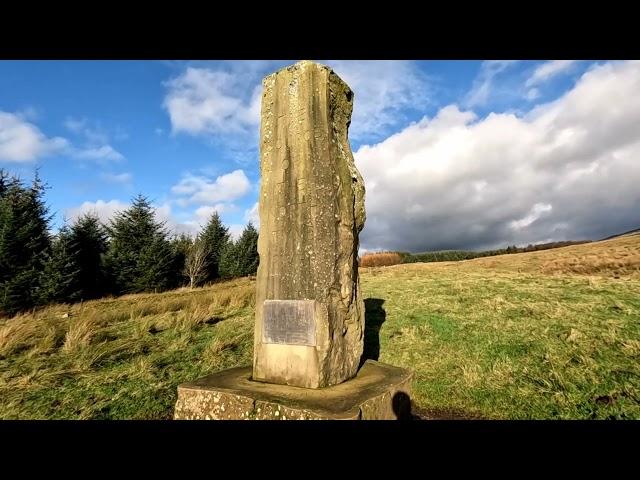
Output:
[[0, 236, 638, 419], [361, 235, 640, 419], [0, 278, 255, 419]]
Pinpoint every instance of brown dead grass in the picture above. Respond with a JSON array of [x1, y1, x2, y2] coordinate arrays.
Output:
[[360, 252, 403, 268], [359, 235, 640, 280], [384, 235, 640, 280], [62, 315, 103, 353], [0, 315, 40, 357], [0, 277, 256, 360], [538, 236, 640, 277]]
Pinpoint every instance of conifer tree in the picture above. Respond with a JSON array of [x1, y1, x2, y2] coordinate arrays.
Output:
[[104, 195, 177, 295], [219, 222, 259, 279], [67, 213, 109, 300], [200, 212, 230, 282], [0, 169, 10, 197], [170, 233, 193, 287], [235, 222, 259, 277], [0, 170, 52, 315], [38, 226, 80, 305], [218, 238, 238, 279]]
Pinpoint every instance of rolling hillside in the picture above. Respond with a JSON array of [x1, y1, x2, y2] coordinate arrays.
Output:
[[1, 235, 638, 419]]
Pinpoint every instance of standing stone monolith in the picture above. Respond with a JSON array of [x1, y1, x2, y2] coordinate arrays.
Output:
[[174, 61, 414, 420], [252, 60, 366, 388]]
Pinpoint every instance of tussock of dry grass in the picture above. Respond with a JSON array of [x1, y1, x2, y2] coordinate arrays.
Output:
[[62, 315, 103, 353], [0, 277, 255, 419], [0, 316, 40, 357]]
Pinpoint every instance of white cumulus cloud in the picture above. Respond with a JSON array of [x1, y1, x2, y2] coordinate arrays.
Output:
[[464, 61, 519, 108], [162, 60, 432, 144], [510, 203, 552, 230], [65, 199, 129, 224], [355, 60, 640, 252], [171, 169, 251, 205], [524, 60, 579, 101], [228, 224, 245, 241], [244, 201, 259, 227], [100, 172, 132, 184], [75, 145, 124, 162], [64, 116, 126, 163], [0, 111, 68, 162], [526, 60, 578, 88], [163, 67, 261, 137], [66, 199, 199, 236], [64, 117, 109, 144], [194, 204, 232, 223], [327, 60, 432, 140]]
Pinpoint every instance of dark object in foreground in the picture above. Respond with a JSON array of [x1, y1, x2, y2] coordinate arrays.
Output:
[[174, 360, 413, 420]]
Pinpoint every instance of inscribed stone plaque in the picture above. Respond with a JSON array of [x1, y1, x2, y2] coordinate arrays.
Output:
[[262, 300, 316, 346]]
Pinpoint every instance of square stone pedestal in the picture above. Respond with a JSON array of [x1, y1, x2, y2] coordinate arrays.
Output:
[[174, 360, 414, 420]]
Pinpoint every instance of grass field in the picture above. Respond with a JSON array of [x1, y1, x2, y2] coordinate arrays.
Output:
[[1, 235, 639, 419]]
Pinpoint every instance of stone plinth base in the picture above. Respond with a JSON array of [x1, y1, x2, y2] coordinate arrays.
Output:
[[174, 360, 414, 420]]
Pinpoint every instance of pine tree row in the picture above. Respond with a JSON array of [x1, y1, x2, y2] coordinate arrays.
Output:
[[0, 170, 259, 317]]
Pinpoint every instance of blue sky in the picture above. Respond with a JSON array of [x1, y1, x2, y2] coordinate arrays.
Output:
[[1, 60, 638, 251]]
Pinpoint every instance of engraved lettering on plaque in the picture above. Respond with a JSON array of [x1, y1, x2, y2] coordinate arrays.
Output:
[[262, 300, 316, 346]]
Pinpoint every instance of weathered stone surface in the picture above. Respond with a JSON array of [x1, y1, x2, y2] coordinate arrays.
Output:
[[253, 60, 366, 389], [174, 360, 413, 420]]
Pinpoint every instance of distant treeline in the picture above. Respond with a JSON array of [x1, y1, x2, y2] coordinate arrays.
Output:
[[0, 170, 259, 317], [602, 228, 640, 240], [399, 241, 592, 263], [361, 241, 592, 267]]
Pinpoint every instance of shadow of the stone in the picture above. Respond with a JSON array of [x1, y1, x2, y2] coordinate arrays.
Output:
[[359, 298, 386, 368], [392, 393, 484, 420], [361, 299, 419, 421], [362, 299, 465, 421], [392, 391, 414, 420]]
